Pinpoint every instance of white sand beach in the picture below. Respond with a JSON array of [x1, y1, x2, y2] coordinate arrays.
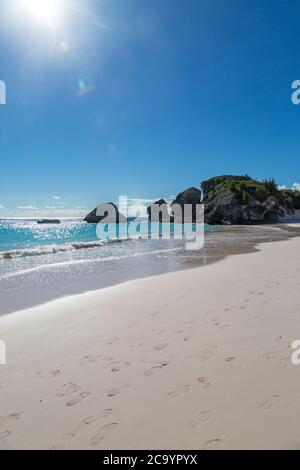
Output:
[[0, 236, 300, 450]]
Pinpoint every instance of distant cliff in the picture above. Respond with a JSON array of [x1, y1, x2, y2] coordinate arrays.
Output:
[[202, 175, 298, 224]]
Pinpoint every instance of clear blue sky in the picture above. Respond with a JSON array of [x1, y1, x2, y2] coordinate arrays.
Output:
[[1, 0, 300, 217]]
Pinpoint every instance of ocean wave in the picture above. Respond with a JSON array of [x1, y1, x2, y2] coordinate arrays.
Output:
[[0, 238, 132, 260], [0, 247, 182, 279]]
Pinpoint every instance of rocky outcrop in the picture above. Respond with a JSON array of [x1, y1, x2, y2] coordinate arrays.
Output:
[[147, 199, 170, 222], [85, 176, 299, 226], [171, 187, 202, 222], [201, 175, 295, 225], [146, 189, 203, 223], [84, 203, 127, 224]]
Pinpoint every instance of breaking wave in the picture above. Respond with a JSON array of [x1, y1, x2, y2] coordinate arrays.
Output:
[[0, 238, 133, 260], [0, 247, 182, 279]]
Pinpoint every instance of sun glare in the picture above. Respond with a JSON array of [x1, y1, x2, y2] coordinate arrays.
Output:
[[23, 0, 62, 27]]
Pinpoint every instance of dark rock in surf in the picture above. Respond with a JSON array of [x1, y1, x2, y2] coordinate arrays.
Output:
[[37, 219, 61, 224], [84, 203, 127, 224]]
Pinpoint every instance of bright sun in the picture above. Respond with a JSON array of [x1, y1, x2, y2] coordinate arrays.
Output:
[[23, 0, 62, 26]]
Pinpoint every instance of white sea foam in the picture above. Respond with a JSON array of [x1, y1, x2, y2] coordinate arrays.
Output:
[[0, 238, 132, 260], [0, 247, 182, 280]]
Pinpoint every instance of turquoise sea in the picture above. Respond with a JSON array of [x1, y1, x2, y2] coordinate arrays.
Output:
[[0, 218, 293, 315]]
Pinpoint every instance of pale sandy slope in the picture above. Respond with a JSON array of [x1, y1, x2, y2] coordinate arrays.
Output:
[[1, 237, 300, 450]]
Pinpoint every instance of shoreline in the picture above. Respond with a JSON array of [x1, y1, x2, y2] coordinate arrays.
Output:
[[1, 223, 300, 316], [1, 235, 300, 449]]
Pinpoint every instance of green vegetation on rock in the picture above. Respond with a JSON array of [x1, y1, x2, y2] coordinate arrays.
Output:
[[202, 175, 297, 224]]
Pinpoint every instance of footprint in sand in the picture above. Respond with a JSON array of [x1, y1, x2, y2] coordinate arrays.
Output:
[[168, 385, 191, 399], [51, 432, 76, 448], [189, 410, 212, 428], [82, 409, 113, 425], [0, 412, 23, 428], [261, 350, 289, 368], [152, 343, 168, 351], [37, 369, 61, 378], [80, 354, 102, 366], [144, 362, 169, 376], [141, 357, 171, 365], [0, 430, 11, 440], [203, 438, 223, 450], [52, 410, 114, 449], [66, 398, 82, 407], [225, 357, 235, 363], [107, 385, 129, 398], [101, 355, 115, 362], [66, 392, 90, 407], [259, 395, 280, 410], [57, 382, 80, 398], [197, 377, 211, 389], [110, 362, 130, 373], [89, 423, 119, 447]]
